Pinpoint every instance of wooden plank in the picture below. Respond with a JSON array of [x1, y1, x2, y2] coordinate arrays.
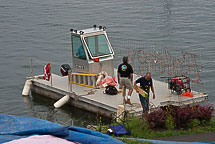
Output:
[[136, 86, 148, 98]]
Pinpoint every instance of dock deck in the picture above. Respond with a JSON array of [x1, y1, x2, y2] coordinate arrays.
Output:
[[30, 70, 208, 118]]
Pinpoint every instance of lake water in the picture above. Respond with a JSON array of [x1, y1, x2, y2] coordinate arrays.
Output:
[[0, 0, 214, 126]]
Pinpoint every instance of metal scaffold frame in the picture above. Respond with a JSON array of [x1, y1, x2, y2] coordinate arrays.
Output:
[[111, 38, 203, 93]]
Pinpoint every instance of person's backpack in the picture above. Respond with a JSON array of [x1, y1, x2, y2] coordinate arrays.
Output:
[[105, 85, 118, 95], [107, 124, 131, 136]]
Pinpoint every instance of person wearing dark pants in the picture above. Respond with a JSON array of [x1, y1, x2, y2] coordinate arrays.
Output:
[[117, 56, 134, 104], [134, 72, 155, 113]]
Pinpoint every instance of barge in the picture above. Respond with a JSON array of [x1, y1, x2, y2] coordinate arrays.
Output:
[[22, 25, 208, 118]]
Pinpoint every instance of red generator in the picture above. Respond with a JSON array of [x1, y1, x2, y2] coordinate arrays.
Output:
[[168, 76, 191, 95]]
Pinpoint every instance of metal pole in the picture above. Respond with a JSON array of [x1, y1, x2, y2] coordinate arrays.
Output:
[[122, 86, 126, 105], [68, 70, 70, 91], [68, 70, 72, 92], [50, 63, 53, 86], [30, 58, 34, 79]]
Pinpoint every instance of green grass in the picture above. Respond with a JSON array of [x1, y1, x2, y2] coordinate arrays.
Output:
[[94, 116, 215, 144], [110, 117, 215, 144], [126, 117, 215, 139], [120, 139, 154, 144]]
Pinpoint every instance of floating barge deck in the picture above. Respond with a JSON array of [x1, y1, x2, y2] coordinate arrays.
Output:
[[26, 26, 208, 118], [30, 69, 208, 118]]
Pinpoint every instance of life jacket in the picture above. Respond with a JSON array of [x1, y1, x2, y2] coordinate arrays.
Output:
[[43, 63, 51, 81], [98, 76, 117, 87]]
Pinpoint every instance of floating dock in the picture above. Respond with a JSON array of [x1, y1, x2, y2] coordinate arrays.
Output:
[[25, 26, 208, 118], [29, 69, 208, 118]]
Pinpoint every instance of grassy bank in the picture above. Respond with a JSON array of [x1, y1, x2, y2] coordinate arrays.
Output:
[[127, 117, 215, 138], [100, 105, 215, 144], [117, 117, 215, 143]]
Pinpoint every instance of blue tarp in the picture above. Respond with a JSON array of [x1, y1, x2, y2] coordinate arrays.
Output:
[[0, 114, 125, 144], [2, 114, 214, 144]]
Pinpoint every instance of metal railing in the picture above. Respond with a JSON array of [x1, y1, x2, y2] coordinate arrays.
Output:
[[71, 72, 98, 89]]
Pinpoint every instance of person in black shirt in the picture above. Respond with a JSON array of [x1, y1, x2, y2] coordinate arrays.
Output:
[[117, 56, 134, 104], [134, 72, 155, 113]]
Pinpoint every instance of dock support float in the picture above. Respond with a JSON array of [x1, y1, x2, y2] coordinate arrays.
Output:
[[54, 70, 73, 108], [22, 79, 32, 96]]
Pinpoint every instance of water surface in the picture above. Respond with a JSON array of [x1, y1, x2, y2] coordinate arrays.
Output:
[[0, 0, 214, 126]]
